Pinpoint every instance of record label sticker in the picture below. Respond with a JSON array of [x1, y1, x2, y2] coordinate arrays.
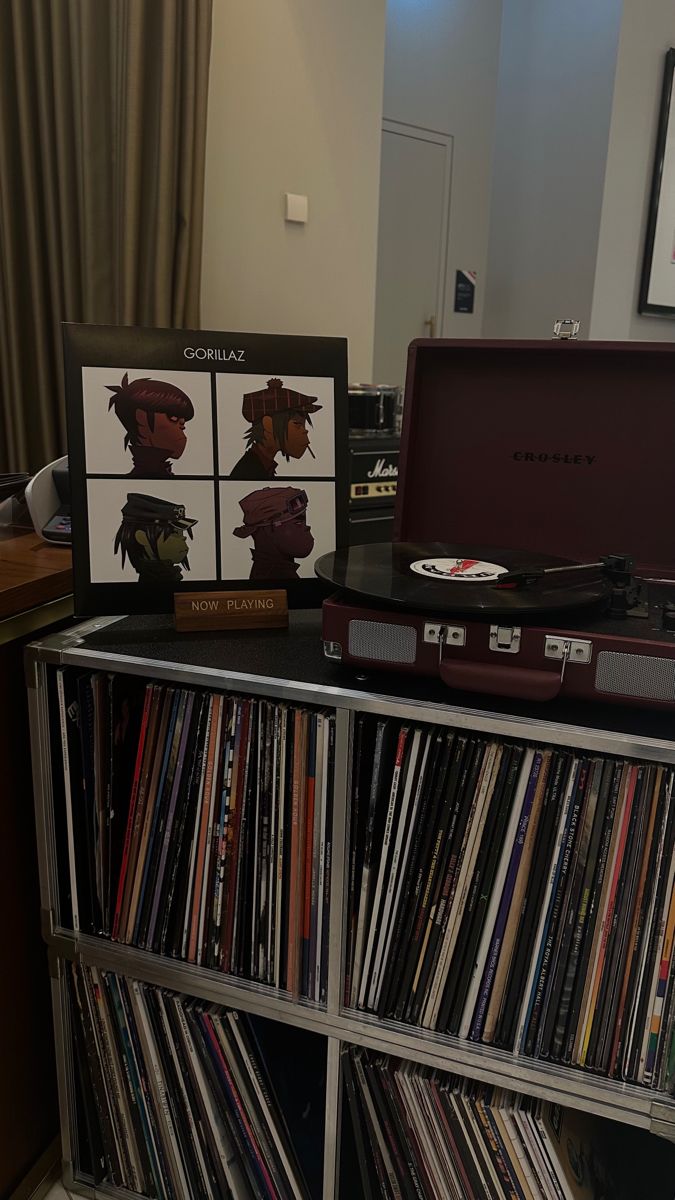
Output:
[[410, 557, 508, 582]]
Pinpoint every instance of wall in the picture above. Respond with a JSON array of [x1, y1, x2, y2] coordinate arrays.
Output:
[[590, 0, 675, 340], [200, 0, 387, 380], [482, 0, 623, 339], [382, 0, 503, 338]]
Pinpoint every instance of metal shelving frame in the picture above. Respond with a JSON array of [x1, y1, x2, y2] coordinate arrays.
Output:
[[26, 619, 675, 1200]]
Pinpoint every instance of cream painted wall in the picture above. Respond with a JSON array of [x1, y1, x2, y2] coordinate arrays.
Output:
[[382, 0, 503, 338], [482, 0, 623, 340], [199, 0, 387, 381], [590, 0, 675, 340]]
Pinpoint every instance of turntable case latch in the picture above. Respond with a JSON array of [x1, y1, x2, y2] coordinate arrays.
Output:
[[489, 625, 521, 654]]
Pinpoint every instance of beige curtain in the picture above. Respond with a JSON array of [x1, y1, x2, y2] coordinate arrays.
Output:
[[0, 0, 213, 473]]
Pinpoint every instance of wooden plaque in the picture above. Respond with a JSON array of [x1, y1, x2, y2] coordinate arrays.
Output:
[[174, 589, 288, 632]]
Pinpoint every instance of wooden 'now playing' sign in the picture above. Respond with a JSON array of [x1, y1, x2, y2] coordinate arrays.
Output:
[[174, 589, 289, 631]]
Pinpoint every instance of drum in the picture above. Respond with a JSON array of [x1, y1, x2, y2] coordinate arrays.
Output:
[[348, 384, 402, 437]]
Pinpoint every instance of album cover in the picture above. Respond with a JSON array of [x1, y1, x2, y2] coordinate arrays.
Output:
[[63, 323, 348, 614]]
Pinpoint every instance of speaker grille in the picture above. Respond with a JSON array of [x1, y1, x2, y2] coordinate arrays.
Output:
[[595, 651, 675, 701], [348, 619, 417, 664]]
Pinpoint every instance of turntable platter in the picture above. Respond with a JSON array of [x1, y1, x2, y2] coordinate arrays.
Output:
[[315, 542, 613, 618]]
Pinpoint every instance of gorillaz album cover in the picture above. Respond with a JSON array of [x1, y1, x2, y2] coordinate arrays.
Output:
[[64, 323, 348, 615]]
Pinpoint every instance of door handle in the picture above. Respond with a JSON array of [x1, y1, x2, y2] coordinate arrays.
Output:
[[424, 314, 436, 339]]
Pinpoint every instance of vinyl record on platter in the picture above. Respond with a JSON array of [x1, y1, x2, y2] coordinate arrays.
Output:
[[314, 542, 613, 617]]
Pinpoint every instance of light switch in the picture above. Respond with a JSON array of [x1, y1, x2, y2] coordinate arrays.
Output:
[[285, 193, 308, 223]]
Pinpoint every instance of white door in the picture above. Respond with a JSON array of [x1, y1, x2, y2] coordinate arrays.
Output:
[[372, 121, 452, 388]]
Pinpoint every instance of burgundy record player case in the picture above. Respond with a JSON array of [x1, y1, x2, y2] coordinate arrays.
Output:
[[320, 338, 675, 709]]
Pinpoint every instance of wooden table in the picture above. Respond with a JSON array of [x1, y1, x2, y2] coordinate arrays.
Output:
[[0, 527, 73, 1196], [0, 527, 72, 626]]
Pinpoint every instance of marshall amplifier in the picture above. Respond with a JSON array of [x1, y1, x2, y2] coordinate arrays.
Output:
[[348, 434, 399, 546]]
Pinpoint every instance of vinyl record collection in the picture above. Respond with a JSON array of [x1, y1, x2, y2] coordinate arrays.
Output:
[[69, 962, 312, 1199], [53, 669, 334, 1000], [345, 715, 675, 1089], [342, 1045, 617, 1200]]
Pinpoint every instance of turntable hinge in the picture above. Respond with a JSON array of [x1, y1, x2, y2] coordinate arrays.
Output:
[[552, 318, 580, 339], [424, 623, 466, 652], [544, 636, 592, 665]]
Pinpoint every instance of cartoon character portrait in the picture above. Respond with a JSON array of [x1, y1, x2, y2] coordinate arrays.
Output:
[[233, 487, 314, 580], [229, 377, 321, 479], [107, 373, 194, 477], [114, 493, 197, 585]]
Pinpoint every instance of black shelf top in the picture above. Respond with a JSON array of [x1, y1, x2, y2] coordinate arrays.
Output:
[[65, 610, 675, 745]]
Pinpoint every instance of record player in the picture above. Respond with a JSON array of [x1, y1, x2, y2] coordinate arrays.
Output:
[[316, 337, 675, 709]]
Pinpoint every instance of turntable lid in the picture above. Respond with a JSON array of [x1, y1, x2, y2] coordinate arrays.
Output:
[[394, 338, 675, 574]]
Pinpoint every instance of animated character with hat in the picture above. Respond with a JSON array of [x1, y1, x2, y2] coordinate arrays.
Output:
[[107, 373, 194, 478], [233, 487, 314, 580], [114, 493, 198, 585], [229, 378, 321, 479]]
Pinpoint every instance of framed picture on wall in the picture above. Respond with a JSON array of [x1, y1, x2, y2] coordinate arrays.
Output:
[[639, 48, 675, 315], [63, 323, 348, 615]]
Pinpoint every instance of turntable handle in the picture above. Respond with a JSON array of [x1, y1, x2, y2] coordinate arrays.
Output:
[[439, 659, 563, 702]]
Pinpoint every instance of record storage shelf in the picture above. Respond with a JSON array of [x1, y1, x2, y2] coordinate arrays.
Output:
[[27, 611, 675, 1199]]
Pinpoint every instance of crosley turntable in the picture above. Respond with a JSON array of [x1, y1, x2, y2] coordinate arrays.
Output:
[[316, 339, 675, 709]]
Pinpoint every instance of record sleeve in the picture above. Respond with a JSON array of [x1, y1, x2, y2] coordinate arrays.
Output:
[[415, 738, 489, 1028], [391, 729, 457, 1021], [342, 1049, 376, 1200], [370, 728, 426, 1013], [428, 1075, 476, 1198], [495, 752, 571, 1051], [210, 1013, 293, 1200], [470, 749, 541, 1043], [457, 1086, 508, 1200], [114, 974, 170, 1194], [118, 685, 166, 941], [143, 985, 204, 1198], [444, 746, 523, 1036], [579, 764, 635, 1068], [601, 766, 658, 1075], [162, 994, 226, 1194], [536, 757, 594, 1061], [378, 1059, 434, 1200], [407, 734, 475, 1025], [194, 1009, 272, 1199], [301, 713, 318, 996], [351, 1049, 394, 1198], [161, 694, 210, 958], [108, 674, 148, 933], [558, 758, 616, 1066], [170, 997, 245, 1196], [135, 689, 185, 947], [423, 741, 501, 1030], [146, 691, 196, 951], [99, 972, 149, 1192], [515, 755, 580, 1057], [374, 724, 444, 1017], [112, 682, 153, 940], [568, 762, 625, 1066], [359, 724, 411, 1011], [153, 990, 214, 1199], [349, 717, 396, 1009], [362, 1054, 417, 1200], [226, 1012, 308, 1200], [344, 714, 365, 1002], [69, 963, 123, 1186]]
